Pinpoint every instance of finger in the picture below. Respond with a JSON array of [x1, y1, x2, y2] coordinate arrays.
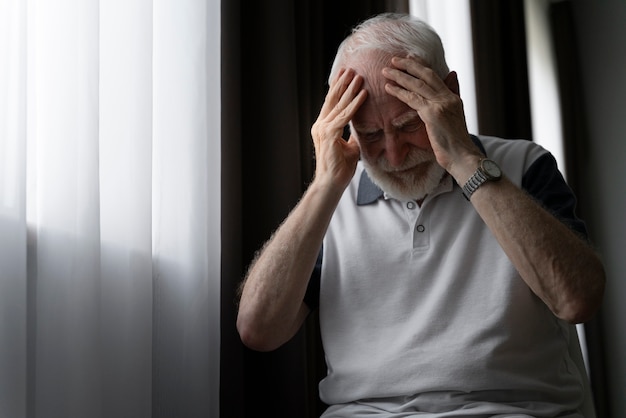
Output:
[[311, 75, 366, 148], [382, 66, 438, 101], [343, 134, 361, 163], [391, 56, 445, 89], [320, 68, 357, 118], [383, 56, 450, 100], [313, 87, 367, 148], [383, 82, 425, 110], [326, 77, 367, 127]]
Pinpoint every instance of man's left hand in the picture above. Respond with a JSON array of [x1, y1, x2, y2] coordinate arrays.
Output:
[[382, 56, 481, 182]]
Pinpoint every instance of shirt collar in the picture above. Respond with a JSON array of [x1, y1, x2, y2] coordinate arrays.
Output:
[[356, 135, 485, 206], [356, 171, 384, 205]]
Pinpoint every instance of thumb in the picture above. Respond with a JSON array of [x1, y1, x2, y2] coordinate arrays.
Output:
[[345, 135, 361, 163]]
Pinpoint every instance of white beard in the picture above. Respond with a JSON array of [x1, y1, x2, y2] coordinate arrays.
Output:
[[361, 148, 447, 201]]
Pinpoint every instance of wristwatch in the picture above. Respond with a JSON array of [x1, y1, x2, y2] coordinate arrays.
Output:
[[462, 158, 502, 200]]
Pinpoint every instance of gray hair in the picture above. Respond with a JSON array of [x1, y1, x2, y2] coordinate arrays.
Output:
[[329, 13, 450, 83]]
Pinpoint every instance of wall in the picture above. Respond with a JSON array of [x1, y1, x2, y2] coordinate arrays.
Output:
[[571, 0, 626, 416]]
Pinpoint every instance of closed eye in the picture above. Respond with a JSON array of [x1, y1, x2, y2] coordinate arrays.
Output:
[[399, 121, 423, 133], [359, 130, 383, 143]]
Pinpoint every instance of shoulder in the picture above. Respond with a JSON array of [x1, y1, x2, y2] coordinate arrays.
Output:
[[475, 136, 587, 236], [476, 135, 549, 172]]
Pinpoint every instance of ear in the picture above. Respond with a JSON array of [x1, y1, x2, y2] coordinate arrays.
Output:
[[444, 71, 460, 96]]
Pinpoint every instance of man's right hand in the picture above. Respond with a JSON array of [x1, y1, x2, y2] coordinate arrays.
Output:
[[311, 68, 367, 191], [237, 69, 367, 352]]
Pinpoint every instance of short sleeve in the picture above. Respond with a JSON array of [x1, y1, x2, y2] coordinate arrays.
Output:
[[521, 152, 588, 238], [303, 247, 322, 311]]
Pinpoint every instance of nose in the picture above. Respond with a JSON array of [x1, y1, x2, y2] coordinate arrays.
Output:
[[383, 131, 409, 168]]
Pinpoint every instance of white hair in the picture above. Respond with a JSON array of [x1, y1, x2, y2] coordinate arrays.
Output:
[[329, 13, 450, 83]]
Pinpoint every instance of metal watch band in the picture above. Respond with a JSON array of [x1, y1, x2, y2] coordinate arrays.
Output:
[[462, 168, 488, 200], [462, 158, 503, 200]]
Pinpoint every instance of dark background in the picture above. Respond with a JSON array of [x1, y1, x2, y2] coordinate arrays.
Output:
[[220, 1, 614, 416]]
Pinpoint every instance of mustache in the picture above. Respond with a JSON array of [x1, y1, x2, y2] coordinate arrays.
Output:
[[375, 149, 435, 172]]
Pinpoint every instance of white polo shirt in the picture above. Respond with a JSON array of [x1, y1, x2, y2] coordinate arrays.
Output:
[[314, 135, 589, 416]]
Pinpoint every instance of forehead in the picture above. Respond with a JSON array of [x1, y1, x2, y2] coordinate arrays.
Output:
[[351, 84, 416, 129], [352, 100, 416, 130], [349, 49, 392, 94], [348, 49, 416, 127]]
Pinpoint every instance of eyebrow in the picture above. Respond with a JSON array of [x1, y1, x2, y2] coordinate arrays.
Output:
[[351, 111, 420, 134], [351, 123, 379, 135], [391, 111, 420, 128]]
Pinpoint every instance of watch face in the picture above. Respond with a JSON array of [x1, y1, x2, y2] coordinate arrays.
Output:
[[482, 159, 502, 179]]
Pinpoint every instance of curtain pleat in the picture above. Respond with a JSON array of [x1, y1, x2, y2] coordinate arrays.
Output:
[[0, 0, 220, 417], [151, 0, 220, 416], [470, 0, 533, 140], [548, 3, 609, 416], [0, 0, 28, 415], [100, 0, 154, 416], [27, 1, 103, 416]]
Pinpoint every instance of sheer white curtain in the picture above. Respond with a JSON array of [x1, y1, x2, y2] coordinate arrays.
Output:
[[0, 0, 220, 417]]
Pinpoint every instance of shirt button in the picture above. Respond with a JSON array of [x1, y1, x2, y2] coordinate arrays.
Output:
[[407, 202, 416, 210], [416, 224, 425, 232]]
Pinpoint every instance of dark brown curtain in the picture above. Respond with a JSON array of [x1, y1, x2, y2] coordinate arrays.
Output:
[[549, 3, 609, 417], [471, 1, 608, 416], [222, 1, 607, 417], [221, 1, 407, 417], [470, 0, 533, 140]]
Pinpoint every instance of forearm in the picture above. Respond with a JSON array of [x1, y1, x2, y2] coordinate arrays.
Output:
[[381, 56, 605, 322], [237, 68, 365, 351], [469, 177, 605, 323], [237, 178, 343, 351]]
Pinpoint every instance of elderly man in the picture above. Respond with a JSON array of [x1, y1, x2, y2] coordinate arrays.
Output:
[[237, 13, 605, 418]]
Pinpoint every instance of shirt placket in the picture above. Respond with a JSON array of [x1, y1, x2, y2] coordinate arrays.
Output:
[[403, 200, 429, 250]]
